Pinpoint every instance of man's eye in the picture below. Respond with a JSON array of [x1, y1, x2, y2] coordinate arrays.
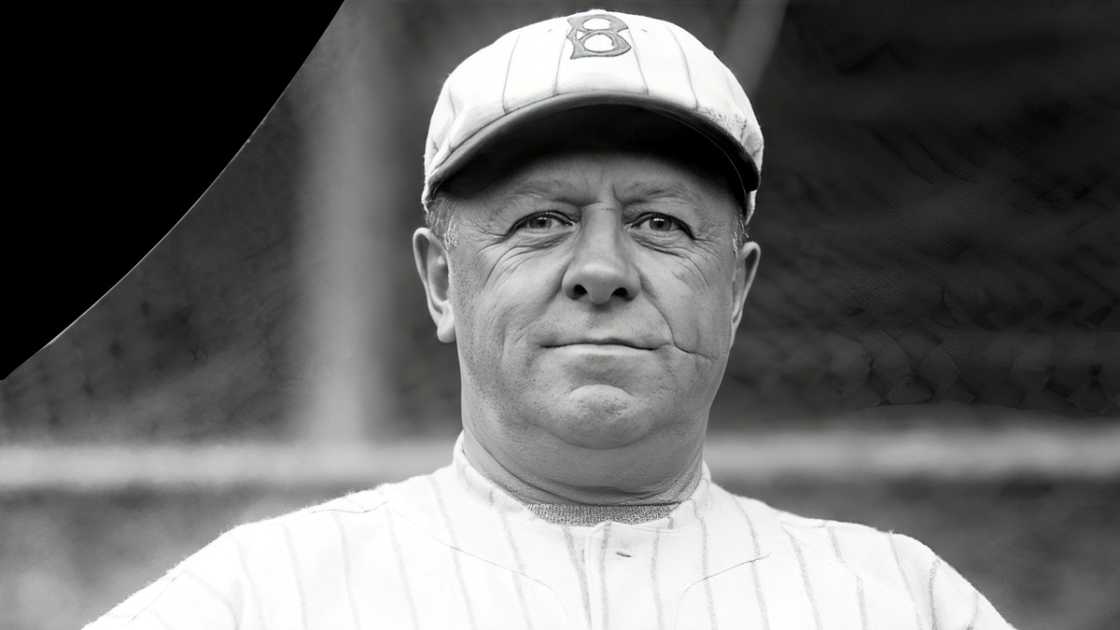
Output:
[[632, 213, 690, 235], [513, 212, 572, 232]]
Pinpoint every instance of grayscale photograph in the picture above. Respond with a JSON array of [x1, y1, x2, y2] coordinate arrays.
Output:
[[2, 1, 1117, 629]]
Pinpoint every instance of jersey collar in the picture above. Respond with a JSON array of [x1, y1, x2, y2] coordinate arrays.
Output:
[[448, 431, 718, 533]]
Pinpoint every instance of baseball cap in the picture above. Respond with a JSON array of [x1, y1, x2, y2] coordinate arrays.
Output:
[[422, 8, 764, 222]]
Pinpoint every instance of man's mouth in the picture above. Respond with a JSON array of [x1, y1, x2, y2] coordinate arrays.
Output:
[[544, 338, 657, 350]]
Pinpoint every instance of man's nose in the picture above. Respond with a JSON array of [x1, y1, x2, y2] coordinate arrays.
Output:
[[561, 210, 641, 305]]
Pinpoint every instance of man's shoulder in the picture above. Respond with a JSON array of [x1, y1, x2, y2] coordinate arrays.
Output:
[[713, 485, 1014, 629], [718, 484, 917, 539], [713, 484, 946, 581], [230, 465, 442, 549], [246, 484, 392, 529], [83, 471, 445, 629]]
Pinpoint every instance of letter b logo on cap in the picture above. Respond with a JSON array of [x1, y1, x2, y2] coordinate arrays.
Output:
[[566, 13, 631, 59]]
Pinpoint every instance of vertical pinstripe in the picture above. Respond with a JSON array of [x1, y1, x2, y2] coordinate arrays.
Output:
[[786, 529, 824, 630], [966, 589, 980, 630], [551, 28, 566, 96], [664, 23, 699, 110], [719, 67, 751, 143], [279, 522, 309, 630], [491, 489, 536, 630], [386, 511, 420, 630], [429, 477, 480, 630], [629, 27, 651, 95], [928, 557, 943, 630], [231, 530, 268, 630], [888, 533, 924, 630], [694, 502, 719, 630], [563, 525, 592, 626], [499, 31, 522, 113], [650, 526, 665, 630], [446, 87, 457, 120], [599, 522, 613, 630], [330, 512, 362, 630], [725, 497, 770, 623], [730, 499, 771, 630], [827, 524, 869, 630], [825, 523, 842, 556]]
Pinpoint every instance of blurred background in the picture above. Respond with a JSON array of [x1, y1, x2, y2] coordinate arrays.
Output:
[[2, 0, 1118, 628]]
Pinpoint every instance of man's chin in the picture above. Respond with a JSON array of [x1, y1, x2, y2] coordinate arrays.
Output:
[[541, 385, 655, 450]]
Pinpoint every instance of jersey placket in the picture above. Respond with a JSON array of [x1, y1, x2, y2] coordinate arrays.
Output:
[[581, 521, 664, 630]]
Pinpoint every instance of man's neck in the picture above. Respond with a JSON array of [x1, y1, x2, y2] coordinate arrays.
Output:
[[460, 428, 704, 506]]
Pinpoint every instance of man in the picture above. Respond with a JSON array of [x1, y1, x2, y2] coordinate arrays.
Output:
[[88, 9, 1015, 629]]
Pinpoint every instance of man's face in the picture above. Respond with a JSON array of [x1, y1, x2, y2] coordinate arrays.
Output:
[[416, 150, 759, 454]]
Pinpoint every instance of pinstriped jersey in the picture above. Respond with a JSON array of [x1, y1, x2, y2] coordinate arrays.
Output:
[[86, 436, 1015, 630]]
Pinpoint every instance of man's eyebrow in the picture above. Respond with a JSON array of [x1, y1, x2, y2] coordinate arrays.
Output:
[[501, 178, 574, 199], [616, 181, 703, 205], [491, 178, 706, 209], [488, 178, 581, 215]]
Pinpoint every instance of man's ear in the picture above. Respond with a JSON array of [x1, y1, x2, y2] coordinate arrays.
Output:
[[730, 240, 761, 336], [412, 227, 456, 343]]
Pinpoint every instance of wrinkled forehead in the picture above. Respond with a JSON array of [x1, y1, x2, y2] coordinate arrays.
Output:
[[439, 105, 743, 210], [471, 151, 733, 211]]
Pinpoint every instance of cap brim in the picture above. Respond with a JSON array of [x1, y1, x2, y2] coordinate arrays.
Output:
[[426, 92, 760, 208]]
